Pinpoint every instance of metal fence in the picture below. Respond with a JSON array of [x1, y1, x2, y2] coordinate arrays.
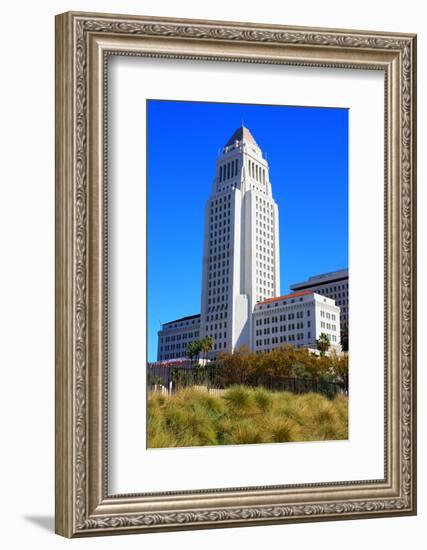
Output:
[[147, 364, 347, 399]]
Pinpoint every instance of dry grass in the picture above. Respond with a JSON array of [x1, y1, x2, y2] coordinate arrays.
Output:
[[148, 386, 348, 448]]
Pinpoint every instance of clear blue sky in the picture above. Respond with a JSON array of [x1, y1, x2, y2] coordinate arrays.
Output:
[[147, 100, 348, 361]]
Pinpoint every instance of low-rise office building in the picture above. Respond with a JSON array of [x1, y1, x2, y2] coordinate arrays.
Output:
[[156, 314, 201, 361], [252, 290, 341, 354], [290, 269, 349, 331]]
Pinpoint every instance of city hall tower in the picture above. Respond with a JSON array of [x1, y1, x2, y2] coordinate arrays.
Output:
[[199, 126, 280, 355]]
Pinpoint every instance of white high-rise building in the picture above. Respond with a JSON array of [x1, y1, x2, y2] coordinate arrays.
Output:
[[199, 126, 280, 356]]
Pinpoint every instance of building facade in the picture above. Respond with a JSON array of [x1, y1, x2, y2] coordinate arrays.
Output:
[[157, 315, 201, 362], [156, 127, 344, 361], [199, 126, 280, 355], [290, 269, 349, 331], [252, 290, 341, 354]]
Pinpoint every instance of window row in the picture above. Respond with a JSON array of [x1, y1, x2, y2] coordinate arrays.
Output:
[[326, 284, 348, 292], [248, 159, 266, 183], [210, 222, 231, 235], [255, 322, 307, 335], [208, 265, 229, 276], [205, 309, 227, 319], [210, 226, 230, 238], [255, 196, 273, 208], [208, 297, 228, 307], [212, 194, 232, 206], [256, 252, 275, 261], [210, 212, 231, 225], [256, 259, 274, 269], [209, 244, 230, 255], [209, 271, 229, 281], [320, 322, 337, 331], [208, 277, 228, 287], [211, 203, 231, 215], [161, 331, 200, 343], [208, 289, 227, 298], [209, 235, 230, 246], [255, 332, 309, 346], [206, 321, 227, 330], [219, 159, 238, 182], [257, 214, 273, 223], [209, 251, 230, 262], [256, 275, 275, 284], [255, 311, 310, 325], [320, 311, 337, 321]]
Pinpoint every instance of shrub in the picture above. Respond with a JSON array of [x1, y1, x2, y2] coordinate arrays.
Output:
[[222, 418, 265, 445], [223, 386, 252, 412], [216, 346, 348, 387], [148, 386, 348, 448], [268, 416, 301, 443], [252, 388, 273, 412]]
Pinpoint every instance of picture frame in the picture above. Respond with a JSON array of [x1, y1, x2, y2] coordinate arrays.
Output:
[[55, 11, 417, 537]]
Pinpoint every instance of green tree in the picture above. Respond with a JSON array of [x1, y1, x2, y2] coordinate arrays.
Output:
[[188, 340, 203, 365], [194, 340, 203, 363], [316, 333, 331, 357], [201, 336, 214, 361], [187, 341, 197, 365]]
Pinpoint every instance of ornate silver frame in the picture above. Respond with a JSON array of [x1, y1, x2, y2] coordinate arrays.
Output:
[[55, 11, 417, 537]]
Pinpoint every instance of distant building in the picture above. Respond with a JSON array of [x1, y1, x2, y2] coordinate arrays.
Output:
[[156, 127, 345, 361], [252, 290, 341, 355], [290, 269, 349, 331], [157, 315, 200, 362]]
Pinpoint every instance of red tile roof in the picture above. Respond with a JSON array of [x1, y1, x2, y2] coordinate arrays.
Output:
[[256, 289, 313, 306]]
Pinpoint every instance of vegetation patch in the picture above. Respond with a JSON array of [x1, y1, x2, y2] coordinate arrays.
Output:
[[148, 386, 348, 448]]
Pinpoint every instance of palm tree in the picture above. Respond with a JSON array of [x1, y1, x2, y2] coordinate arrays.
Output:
[[187, 341, 197, 366], [201, 336, 214, 362], [188, 340, 203, 366], [193, 340, 203, 364], [316, 332, 331, 357]]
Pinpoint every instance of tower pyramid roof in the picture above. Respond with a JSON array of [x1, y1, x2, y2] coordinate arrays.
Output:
[[224, 126, 259, 148]]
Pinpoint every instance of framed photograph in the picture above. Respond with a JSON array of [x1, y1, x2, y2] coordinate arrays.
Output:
[[55, 11, 417, 537]]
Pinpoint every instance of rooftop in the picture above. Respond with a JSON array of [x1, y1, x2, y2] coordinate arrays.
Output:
[[162, 314, 201, 327], [290, 268, 348, 290], [224, 125, 259, 148], [306, 268, 348, 281], [255, 289, 313, 306]]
